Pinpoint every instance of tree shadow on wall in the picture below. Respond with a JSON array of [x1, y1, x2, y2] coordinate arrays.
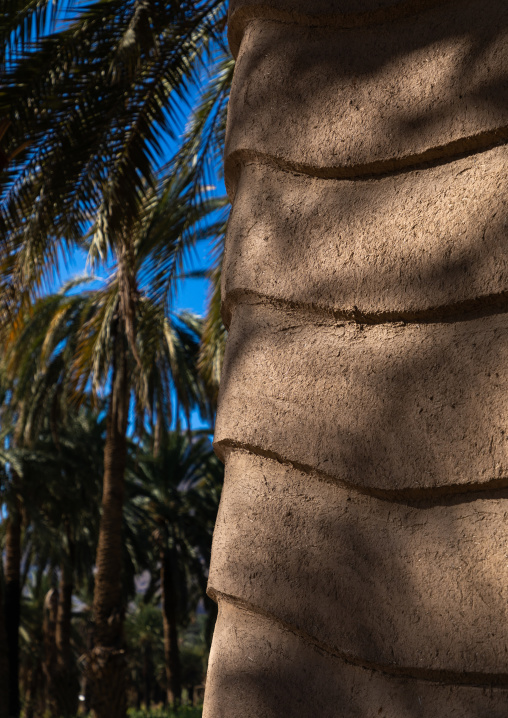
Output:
[[207, 0, 508, 715]]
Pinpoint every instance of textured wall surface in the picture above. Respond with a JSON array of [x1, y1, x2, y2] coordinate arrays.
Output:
[[204, 0, 508, 715]]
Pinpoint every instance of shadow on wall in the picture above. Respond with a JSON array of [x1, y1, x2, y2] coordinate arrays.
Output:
[[205, 601, 508, 718], [209, 450, 508, 681], [225, 0, 508, 181], [222, 151, 508, 324], [206, 0, 508, 714]]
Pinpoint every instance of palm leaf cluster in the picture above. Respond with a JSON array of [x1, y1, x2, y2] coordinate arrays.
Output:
[[0, 0, 228, 309], [0, 166, 220, 718], [0, 405, 223, 717]]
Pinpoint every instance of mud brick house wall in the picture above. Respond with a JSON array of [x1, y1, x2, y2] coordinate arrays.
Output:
[[204, 1, 508, 715]]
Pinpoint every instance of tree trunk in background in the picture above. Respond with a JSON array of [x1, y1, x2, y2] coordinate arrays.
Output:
[[42, 587, 59, 714], [23, 663, 42, 718], [88, 334, 129, 718], [82, 620, 94, 713], [4, 496, 21, 718], [54, 561, 80, 717], [161, 548, 181, 707], [203, 1, 508, 717], [0, 565, 9, 718]]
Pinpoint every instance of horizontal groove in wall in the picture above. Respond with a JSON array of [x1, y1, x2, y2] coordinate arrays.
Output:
[[215, 302, 508, 494], [221, 290, 508, 332], [205, 600, 508, 717], [228, 0, 458, 57], [208, 451, 508, 677], [222, 145, 508, 325], [214, 440, 508, 505], [225, 132, 508, 199], [210, 590, 508, 688], [226, 3, 508, 194]]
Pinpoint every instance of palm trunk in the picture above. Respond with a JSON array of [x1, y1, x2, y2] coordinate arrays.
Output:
[[0, 567, 9, 718], [54, 559, 79, 717], [23, 663, 42, 718], [161, 548, 181, 707], [4, 496, 22, 718], [82, 619, 94, 713], [42, 587, 59, 715], [88, 331, 129, 718]]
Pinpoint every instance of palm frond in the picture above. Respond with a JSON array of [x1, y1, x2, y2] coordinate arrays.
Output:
[[0, 0, 228, 306]]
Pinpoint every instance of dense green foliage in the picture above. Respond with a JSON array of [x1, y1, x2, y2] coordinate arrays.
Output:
[[127, 708, 203, 718], [130, 709, 203, 718], [2, 405, 223, 714]]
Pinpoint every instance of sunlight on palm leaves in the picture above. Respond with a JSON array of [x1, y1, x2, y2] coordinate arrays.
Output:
[[0, 0, 228, 314]]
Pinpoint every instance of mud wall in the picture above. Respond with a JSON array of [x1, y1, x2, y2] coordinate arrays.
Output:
[[204, 1, 508, 715]]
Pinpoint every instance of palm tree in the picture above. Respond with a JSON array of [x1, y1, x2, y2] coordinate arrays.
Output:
[[124, 597, 165, 710], [0, 401, 30, 718], [134, 431, 223, 706], [5, 164, 217, 718], [0, 396, 106, 717], [3, 487, 22, 717], [0, 504, 11, 718], [18, 572, 52, 718], [0, 0, 228, 319], [19, 405, 105, 716], [6, 294, 206, 718], [0, 0, 70, 176], [0, 581, 8, 718], [0, 4, 231, 714], [0, 275, 101, 715], [174, 51, 233, 403]]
